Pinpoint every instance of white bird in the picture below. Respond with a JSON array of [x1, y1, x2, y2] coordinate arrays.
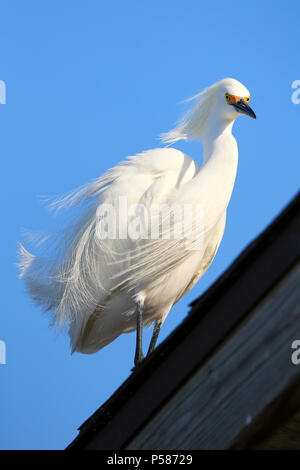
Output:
[[19, 78, 256, 368]]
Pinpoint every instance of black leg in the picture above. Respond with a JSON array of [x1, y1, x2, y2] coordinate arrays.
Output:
[[146, 320, 162, 357], [134, 299, 145, 368]]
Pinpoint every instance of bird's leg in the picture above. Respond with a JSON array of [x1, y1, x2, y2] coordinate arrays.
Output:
[[134, 299, 145, 368], [146, 320, 162, 357]]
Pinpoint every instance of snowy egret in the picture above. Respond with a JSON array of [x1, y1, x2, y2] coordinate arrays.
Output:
[[19, 78, 255, 368]]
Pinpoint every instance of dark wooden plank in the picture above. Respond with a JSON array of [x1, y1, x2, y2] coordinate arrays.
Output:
[[231, 379, 300, 450], [254, 410, 300, 450]]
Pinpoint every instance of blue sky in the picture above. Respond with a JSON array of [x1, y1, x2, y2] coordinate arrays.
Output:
[[1, 1, 299, 449]]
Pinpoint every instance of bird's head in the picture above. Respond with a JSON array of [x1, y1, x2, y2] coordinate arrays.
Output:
[[216, 78, 256, 121], [161, 78, 256, 144]]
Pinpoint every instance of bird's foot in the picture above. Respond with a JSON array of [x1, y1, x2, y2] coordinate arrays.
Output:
[[131, 353, 145, 372]]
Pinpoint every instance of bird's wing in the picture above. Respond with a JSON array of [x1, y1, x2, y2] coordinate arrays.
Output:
[[18, 147, 224, 326]]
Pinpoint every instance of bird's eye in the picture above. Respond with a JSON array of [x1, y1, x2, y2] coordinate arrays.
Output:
[[225, 93, 230, 102], [245, 96, 250, 103]]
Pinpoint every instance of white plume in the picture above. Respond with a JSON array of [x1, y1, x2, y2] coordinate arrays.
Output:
[[160, 81, 219, 144], [18, 148, 224, 328]]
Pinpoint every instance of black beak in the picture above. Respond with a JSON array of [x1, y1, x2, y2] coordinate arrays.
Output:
[[232, 99, 256, 119]]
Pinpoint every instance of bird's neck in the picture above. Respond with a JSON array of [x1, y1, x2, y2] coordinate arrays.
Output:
[[195, 113, 238, 212], [201, 113, 235, 163]]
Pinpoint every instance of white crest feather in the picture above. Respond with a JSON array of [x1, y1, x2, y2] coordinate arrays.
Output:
[[160, 81, 219, 144]]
